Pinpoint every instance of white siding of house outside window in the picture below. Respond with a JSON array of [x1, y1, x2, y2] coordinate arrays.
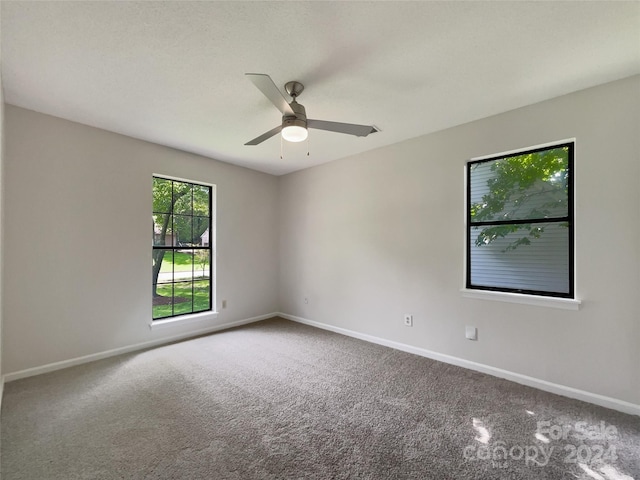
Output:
[[469, 223, 569, 293]]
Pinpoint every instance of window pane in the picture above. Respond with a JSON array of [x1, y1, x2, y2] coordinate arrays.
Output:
[[173, 182, 193, 216], [470, 147, 569, 223], [173, 281, 193, 315], [153, 283, 174, 319], [193, 280, 210, 313], [153, 177, 173, 214], [469, 222, 570, 294], [193, 250, 210, 280], [173, 215, 193, 246], [171, 249, 194, 282], [193, 216, 209, 240], [154, 249, 174, 284], [153, 214, 173, 246], [194, 185, 210, 217]]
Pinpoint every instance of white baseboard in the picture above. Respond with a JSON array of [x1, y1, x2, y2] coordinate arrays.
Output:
[[4, 313, 277, 383], [278, 313, 640, 417]]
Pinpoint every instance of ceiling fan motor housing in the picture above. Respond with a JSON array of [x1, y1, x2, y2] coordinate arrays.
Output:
[[282, 100, 307, 129]]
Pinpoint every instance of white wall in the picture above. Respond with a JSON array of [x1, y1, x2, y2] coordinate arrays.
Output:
[[278, 76, 640, 406], [3, 106, 279, 374]]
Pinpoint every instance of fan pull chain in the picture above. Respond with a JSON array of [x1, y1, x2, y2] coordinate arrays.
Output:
[[307, 133, 310, 156], [280, 134, 284, 160]]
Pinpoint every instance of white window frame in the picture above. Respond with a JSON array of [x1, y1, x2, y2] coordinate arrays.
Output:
[[462, 139, 581, 310], [150, 174, 218, 328]]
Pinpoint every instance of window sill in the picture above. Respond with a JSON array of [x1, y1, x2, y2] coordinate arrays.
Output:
[[150, 311, 219, 329], [460, 289, 581, 310]]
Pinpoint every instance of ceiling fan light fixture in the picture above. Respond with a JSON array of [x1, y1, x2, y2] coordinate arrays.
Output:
[[281, 125, 308, 143]]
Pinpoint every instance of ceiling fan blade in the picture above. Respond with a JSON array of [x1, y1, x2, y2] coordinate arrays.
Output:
[[246, 73, 295, 116], [307, 119, 379, 137], [245, 125, 282, 146]]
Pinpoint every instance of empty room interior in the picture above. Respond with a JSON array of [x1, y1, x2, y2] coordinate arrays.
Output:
[[0, 2, 639, 479]]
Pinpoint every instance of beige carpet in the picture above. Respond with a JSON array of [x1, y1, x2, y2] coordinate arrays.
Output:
[[2, 317, 639, 479]]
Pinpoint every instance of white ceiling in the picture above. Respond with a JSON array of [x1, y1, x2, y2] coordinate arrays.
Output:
[[2, 1, 639, 176]]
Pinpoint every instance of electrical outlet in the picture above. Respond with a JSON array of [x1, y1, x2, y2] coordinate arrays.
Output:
[[404, 314, 413, 327], [221, 300, 227, 309], [304, 297, 308, 304]]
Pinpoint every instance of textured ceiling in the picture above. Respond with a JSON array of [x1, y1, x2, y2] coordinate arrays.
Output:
[[2, 1, 639, 176]]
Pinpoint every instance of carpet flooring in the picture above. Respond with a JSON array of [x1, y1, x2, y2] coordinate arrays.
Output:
[[2, 317, 639, 479]]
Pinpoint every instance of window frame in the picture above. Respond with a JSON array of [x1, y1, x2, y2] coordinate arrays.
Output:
[[152, 174, 215, 323], [465, 140, 576, 300]]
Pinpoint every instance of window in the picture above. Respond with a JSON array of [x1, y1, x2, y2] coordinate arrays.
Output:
[[152, 176, 214, 320], [466, 141, 574, 298]]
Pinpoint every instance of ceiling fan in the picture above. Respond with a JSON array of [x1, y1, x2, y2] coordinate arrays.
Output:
[[244, 73, 379, 146]]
